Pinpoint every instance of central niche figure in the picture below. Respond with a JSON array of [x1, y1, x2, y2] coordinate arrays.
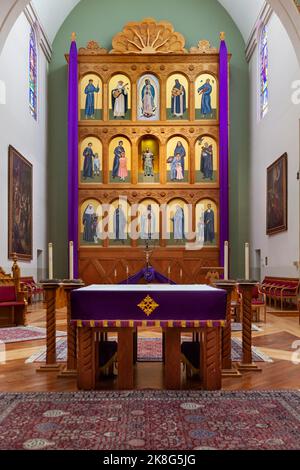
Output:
[[137, 74, 160, 121], [143, 148, 154, 177], [138, 136, 159, 183]]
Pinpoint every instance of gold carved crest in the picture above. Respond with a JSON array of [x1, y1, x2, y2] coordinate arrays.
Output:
[[79, 41, 108, 55], [110, 18, 187, 54], [190, 40, 218, 54], [137, 295, 160, 317]]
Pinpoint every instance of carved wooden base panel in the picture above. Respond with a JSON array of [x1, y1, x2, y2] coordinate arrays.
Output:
[[79, 248, 220, 285]]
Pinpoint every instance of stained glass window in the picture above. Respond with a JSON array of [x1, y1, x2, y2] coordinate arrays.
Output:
[[260, 25, 268, 119], [29, 27, 38, 120]]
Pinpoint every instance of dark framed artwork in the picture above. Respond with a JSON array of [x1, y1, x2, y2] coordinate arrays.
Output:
[[8, 146, 33, 260], [266, 153, 287, 236]]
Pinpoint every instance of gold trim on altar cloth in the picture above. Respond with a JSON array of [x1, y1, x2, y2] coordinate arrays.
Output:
[[137, 295, 159, 317]]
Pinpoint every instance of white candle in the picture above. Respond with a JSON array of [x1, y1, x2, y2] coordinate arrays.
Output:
[[224, 241, 229, 280], [180, 269, 183, 281], [114, 269, 117, 279], [168, 266, 171, 278], [245, 242, 250, 280], [48, 243, 53, 280], [69, 241, 74, 280], [126, 266, 129, 278]]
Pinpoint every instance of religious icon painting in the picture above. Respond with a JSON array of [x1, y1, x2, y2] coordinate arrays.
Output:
[[109, 136, 131, 183], [80, 199, 103, 246], [166, 74, 189, 120], [195, 136, 218, 183], [166, 136, 189, 183], [108, 199, 131, 246], [8, 146, 33, 260], [195, 73, 218, 120], [80, 137, 102, 184], [196, 199, 218, 247], [80, 74, 102, 120], [138, 135, 160, 183], [136, 199, 160, 244], [266, 153, 287, 235], [137, 74, 160, 121], [165, 199, 190, 246], [109, 74, 131, 120]]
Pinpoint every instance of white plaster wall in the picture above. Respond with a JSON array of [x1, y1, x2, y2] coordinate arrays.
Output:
[[249, 12, 300, 279], [0, 13, 48, 279]]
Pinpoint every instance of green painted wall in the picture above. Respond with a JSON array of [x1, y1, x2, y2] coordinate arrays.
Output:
[[48, 0, 249, 278]]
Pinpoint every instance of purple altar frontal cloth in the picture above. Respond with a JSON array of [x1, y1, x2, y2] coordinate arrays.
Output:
[[71, 284, 227, 328]]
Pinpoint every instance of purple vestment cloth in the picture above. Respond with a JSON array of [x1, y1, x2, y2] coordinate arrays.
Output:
[[219, 38, 229, 267], [120, 267, 176, 285], [71, 285, 227, 322], [68, 40, 79, 278]]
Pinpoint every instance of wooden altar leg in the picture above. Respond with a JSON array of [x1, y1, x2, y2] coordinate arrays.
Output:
[[59, 283, 84, 378], [77, 327, 95, 390], [118, 328, 134, 390], [237, 282, 262, 372], [37, 283, 61, 372], [164, 328, 181, 390], [133, 328, 138, 364], [215, 281, 241, 377], [201, 327, 222, 390]]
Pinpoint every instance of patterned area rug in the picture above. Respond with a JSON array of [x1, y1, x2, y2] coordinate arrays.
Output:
[[0, 390, 299, 450], [0, 326, 66, 344], [26, 337, 272, 364]]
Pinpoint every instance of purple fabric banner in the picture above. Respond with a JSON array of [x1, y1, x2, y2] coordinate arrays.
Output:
[[219, 38, 229, 268], [68, 39, 79, 278]]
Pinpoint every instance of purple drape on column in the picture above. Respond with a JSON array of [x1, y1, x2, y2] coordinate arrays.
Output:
[[68, 39, 79, 278], [219, 38, 229, 267]]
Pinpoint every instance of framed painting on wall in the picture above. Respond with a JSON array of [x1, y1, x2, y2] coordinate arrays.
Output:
[[266, 153, 287, 236], [8, 146, 33, 260]]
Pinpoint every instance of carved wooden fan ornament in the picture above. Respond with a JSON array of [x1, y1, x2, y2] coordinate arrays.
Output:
[[110, 18, 187, 54]]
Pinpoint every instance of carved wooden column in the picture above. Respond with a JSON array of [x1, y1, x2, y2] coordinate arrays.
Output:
[[237, 281, 262, 372], [201, 326, 222, 390], [58, 281, 85, 378], [77, 326, 95, 390], [37, 281, 61, 372], [215, 281, 241, 377]]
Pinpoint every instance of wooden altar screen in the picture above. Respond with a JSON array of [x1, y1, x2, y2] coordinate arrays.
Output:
[[67, 19, 230, 285]]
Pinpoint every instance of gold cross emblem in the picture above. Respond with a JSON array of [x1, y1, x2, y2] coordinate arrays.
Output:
[[137, 295, 159, 317]]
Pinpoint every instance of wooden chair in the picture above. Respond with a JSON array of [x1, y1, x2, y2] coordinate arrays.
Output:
[[0, 256, 28, 327], [251, 285, 267, 323]]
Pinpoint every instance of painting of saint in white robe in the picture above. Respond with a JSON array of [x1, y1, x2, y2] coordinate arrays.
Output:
[[171, 206, 185, 240], [112, 81, 128, 119], [197, 212, 205, 244]]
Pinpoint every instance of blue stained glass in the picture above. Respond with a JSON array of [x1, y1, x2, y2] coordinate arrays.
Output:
[[260, 26, 268, 118], [29, 27, 37, 120]]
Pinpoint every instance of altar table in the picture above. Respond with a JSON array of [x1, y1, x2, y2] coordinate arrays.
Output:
[[71, 284, 227, 390]]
